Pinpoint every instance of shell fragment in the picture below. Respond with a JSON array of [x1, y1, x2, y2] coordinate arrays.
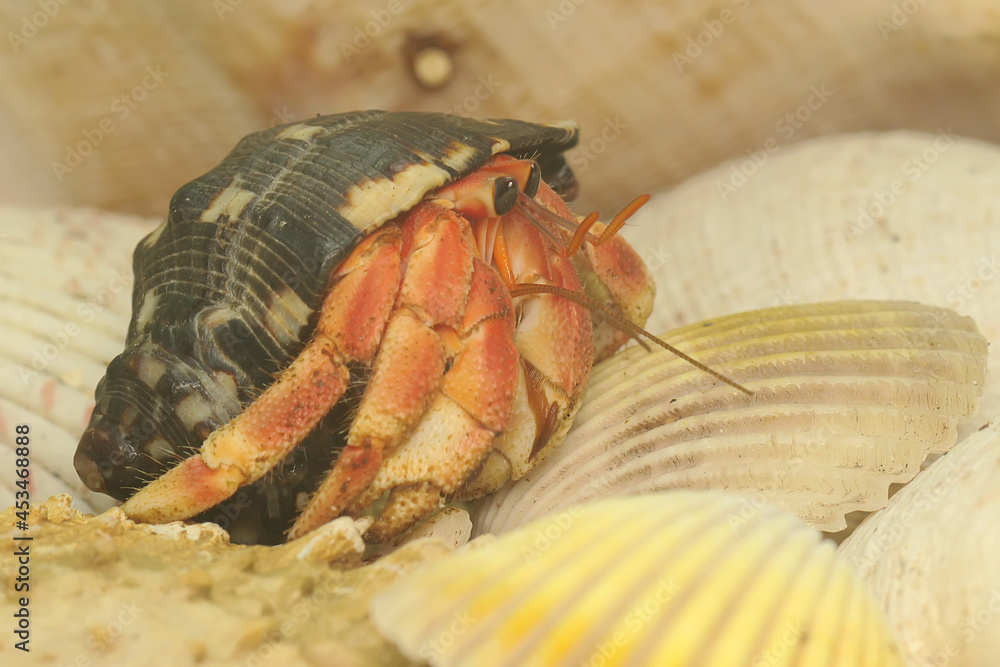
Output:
[[839, 417, 1000, 665]]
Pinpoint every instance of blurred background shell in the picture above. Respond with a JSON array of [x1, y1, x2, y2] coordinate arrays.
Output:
[[3, 0, 1000, 216], [372, 492, 905, 666], [838, 418, 1000, 665]]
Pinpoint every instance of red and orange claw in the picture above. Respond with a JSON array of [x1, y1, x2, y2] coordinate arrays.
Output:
[[291, 203, 519, 540], [287, 437, 386, 540], [121, 327, 353, 523]]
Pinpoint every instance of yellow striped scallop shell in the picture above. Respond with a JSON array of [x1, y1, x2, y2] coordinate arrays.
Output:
[[371, 491, 903, 666]]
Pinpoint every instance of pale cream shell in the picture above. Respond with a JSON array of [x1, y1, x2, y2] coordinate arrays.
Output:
[[0, 205, 152, 513], [838, 418, 1000, 666], [372, 491, 904, 666]]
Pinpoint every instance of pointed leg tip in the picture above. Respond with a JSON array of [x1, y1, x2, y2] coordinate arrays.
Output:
[[121, 455, 243, 524]]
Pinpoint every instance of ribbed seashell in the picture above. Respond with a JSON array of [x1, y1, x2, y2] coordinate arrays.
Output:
[[838, 418, 1000, 665], [0, 205, 153, 513], [372, 492, 904, 666], [473, 301, 987, 536], [624, 130, 1000, 433], [5, 1, 1000, 217]]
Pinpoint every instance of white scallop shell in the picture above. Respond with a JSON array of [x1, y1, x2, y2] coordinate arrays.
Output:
[[0, 205, 154, 513], [838, 417, 1000, 665], [372, 492, 904, 666], [473, 300, 987, 536]]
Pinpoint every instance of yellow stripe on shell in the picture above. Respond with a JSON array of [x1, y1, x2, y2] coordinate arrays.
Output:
[[174, 393, 218, 432], [198, 181, 258, 223], [265, 285, 313, 346], [487, 138, 511, 155], [141, 218, 168, 248], [144, 437, 174, 461], [134, 288, 160, 333], [543, 120, 580, 135], [274, 123, 327, 143], [337, 140, 480, 231], [136, 354, 167, 389], [194, 304, 242, 333]]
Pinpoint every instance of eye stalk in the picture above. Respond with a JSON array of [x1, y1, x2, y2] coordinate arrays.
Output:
[[492, 176, 519, 216], [523, 161, 541, 198]]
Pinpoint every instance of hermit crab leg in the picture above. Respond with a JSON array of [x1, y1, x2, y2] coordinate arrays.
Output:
[[359, 258, 520, 542], [306, 164, 590, 540], [288, 202, 518, 539], [337, 202, 594, 540], [121, 227, 405, 524]]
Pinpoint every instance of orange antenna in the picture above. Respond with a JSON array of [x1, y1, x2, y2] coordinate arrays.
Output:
[[516, 192, 651, 256], [597, 194, 650, 245]]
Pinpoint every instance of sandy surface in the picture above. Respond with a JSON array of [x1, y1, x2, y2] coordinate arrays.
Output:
[[0, 495, 453, 666]]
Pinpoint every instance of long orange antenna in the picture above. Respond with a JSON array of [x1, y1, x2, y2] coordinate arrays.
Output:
[[516, 192, 651, 255], [565, 211, 601, 257]]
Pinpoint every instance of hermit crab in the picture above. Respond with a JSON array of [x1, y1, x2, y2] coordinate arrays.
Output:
[[73, 111, 737, 544]]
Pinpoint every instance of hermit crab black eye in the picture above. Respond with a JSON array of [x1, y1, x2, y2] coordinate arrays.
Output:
[[524, 161, 541, 198], [493, 176, 519, 215]]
